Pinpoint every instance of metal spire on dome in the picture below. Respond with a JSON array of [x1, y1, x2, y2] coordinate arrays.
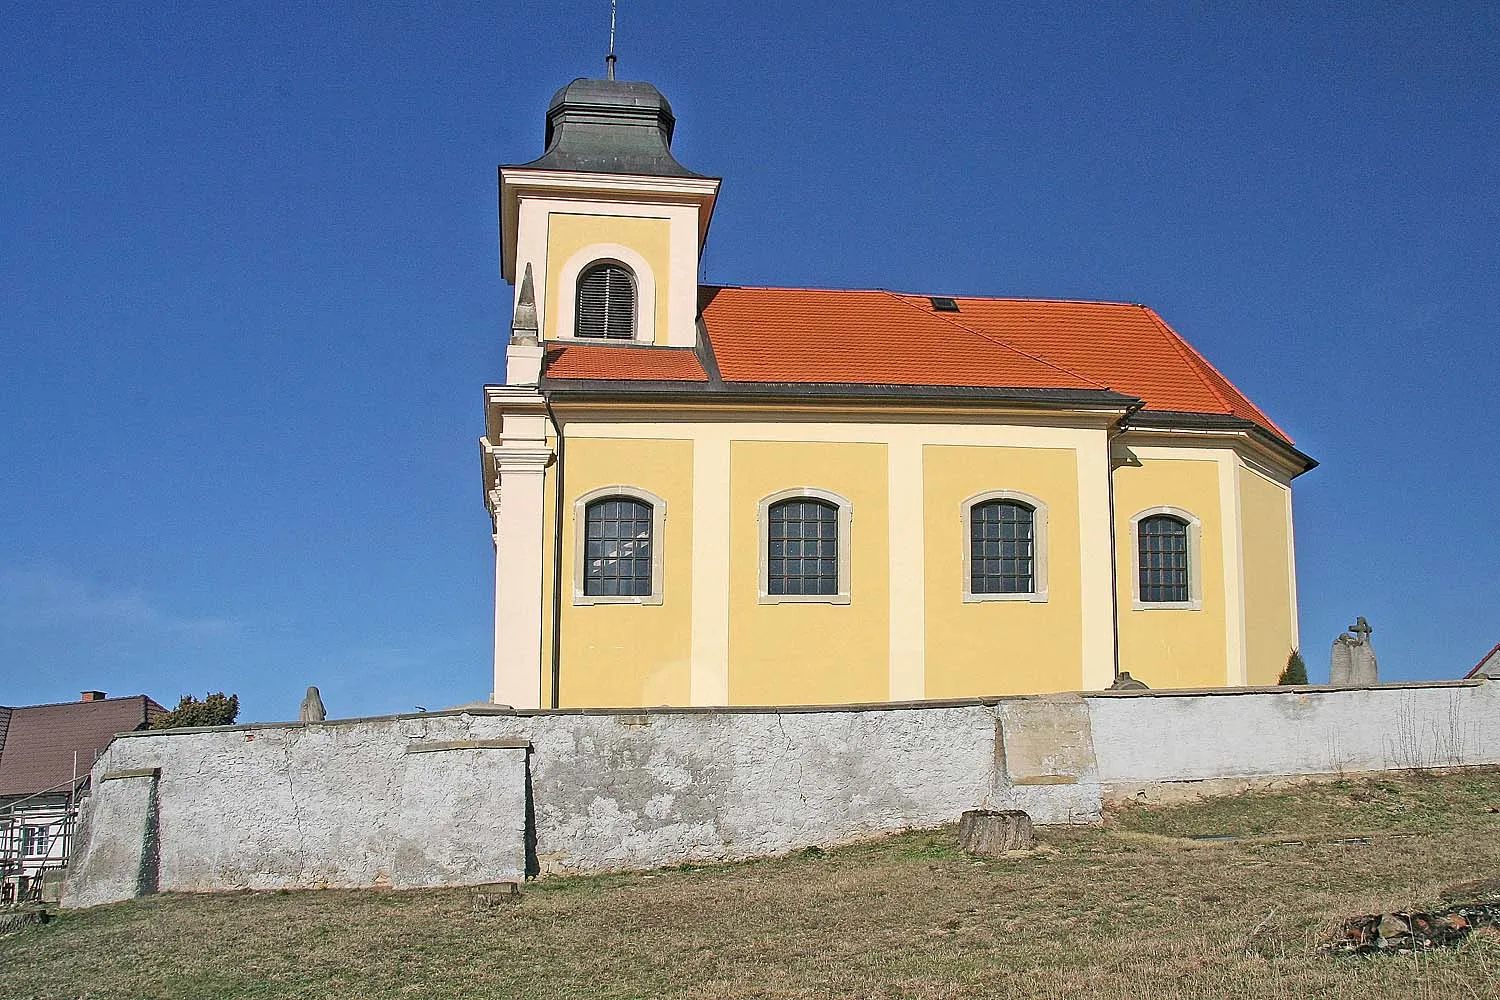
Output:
[[606, 0, 617, 81]]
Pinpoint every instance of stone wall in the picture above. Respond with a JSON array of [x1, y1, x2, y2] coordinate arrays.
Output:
[[63, 679, 1499, 908]]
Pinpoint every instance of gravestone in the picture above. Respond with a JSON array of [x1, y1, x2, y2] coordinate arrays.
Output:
[[1330, 617, 1379, 686], [299, 686, 326, 723]]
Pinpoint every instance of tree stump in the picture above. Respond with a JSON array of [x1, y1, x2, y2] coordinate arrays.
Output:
[[471, 882, 521, 911], [957, 809, 1035, 855]]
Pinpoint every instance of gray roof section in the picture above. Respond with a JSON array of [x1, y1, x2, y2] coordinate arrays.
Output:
[[510, 78, 707, 179]]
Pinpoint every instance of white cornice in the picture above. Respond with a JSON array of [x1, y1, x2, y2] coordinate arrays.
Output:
[[484, 385, 550, 410], [501, 168, 721, 199], [544, 399, 1131, 429], [1119, 425, 1306, 482], [499, 169, 720, 281]]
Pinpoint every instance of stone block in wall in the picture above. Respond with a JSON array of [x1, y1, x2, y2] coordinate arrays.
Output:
[[993, 696, 1102, 823], [61, 768, 160, 909]]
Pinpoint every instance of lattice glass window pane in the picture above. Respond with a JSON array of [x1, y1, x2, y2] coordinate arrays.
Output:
[[767, 499, 839, 596], [969, 501, 1035, 594], [20, 826, 48, 857], [1138, 515, 1190, 603], [575, 263, 636, 340], [583, 497, 653, 596]]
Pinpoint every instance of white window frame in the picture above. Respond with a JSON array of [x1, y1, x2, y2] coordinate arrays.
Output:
[[757, 487, 852, 605], [573, 486, 666, 606], [961, 489, 1049, 603], [553, 243, 657, 345], [1130, 506, 1203, 611], [20, 825, 49, 857]]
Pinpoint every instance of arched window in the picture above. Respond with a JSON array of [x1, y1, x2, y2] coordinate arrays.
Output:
[[575, 262, 636, 340], [755, 490, 853, 603], [767, 497, 839, 596], [1137, 513, 1191, 604], [962, 490, 1049, 602], [969, 500, 1035, 595], [582, 495, 654, 597]]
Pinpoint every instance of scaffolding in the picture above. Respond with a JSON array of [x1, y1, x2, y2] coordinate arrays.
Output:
[[0, 754, 84, 906]]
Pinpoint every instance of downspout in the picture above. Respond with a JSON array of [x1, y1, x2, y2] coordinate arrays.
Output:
[[543, 397, 565, 709], [1106, 402, 1146, 684]]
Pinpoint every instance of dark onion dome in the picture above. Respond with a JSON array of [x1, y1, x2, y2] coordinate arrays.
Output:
[[510, 78, 707, 179]]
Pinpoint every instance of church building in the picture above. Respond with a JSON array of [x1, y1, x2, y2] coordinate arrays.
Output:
[[482, 77, 1316, 710]]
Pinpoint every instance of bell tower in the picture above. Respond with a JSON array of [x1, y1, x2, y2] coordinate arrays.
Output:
[[484, 78, 717, 708], [498, 78, 720, 357]]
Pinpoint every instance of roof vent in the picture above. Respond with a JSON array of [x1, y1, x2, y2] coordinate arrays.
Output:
[[81, 691, 106, 702], [929, 297, 960, 312]]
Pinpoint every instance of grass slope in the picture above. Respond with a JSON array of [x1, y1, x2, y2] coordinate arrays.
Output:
[[5, 770, 1500, 999]]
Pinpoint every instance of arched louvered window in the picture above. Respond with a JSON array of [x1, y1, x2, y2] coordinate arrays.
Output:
[[575, 262, 637, 340], [969, 500, 1036, 595], [1137, 514, 1191, 604], [582, 495, 654, 597]]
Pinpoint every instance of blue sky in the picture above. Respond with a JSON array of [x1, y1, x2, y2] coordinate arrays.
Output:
[[2, 3, 1496, 721]]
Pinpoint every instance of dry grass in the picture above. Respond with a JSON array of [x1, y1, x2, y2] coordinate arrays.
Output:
[[5, 770, 1500, 999]]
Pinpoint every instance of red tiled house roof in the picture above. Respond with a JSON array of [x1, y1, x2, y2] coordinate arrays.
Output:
[[1466, 643, 1500, 679], [541, 286, 1299, 450], [0, 696, 164, 798]]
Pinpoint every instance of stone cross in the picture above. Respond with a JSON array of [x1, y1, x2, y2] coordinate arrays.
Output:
[[299, 686, 326, 723], [1330, 617, 1379, 687]]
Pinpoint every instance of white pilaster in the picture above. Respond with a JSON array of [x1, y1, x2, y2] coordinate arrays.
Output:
[[1077, 429, 1116, 691], [484, 387, 555, 709], [1219, 451, 1249, 686], [887, 439, 925, 700]]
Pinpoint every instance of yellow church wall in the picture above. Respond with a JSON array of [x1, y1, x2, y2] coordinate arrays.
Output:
[[1114, 453, 1228, 689], [727, 440, 890, 705], [922, 444, 1085, 697], [1239, 465, 1296, 686], [554, 436, 694, 707], [543, 213, 672, 344]]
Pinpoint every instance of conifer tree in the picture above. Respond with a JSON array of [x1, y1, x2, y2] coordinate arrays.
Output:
[[1277, 649, 1309, 685]]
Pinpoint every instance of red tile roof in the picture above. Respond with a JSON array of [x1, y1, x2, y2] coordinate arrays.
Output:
[[704, 287, 1101, 390], [905, 296, 1286, 438], [0, 696, 164, 798], [541, 285, 1294, 444], [545, 343, 707, 381]]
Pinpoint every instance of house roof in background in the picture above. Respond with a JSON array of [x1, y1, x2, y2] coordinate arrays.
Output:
[[0, 696, 164, 798], [539, 285, 1293, 447], [1466, 643, 1500, 679]]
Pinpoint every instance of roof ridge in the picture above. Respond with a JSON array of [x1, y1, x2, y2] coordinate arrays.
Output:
[[881, 291, 1110, 390], [711, 284, 1149, 309], [907, 293, 1145, 308], [705, 283, 892, 294], [1141, 307, 1291, 441], [7, 694, 152, 712]]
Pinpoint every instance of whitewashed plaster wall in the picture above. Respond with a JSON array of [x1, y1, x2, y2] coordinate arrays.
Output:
[[62, 680, 1499, 908]]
